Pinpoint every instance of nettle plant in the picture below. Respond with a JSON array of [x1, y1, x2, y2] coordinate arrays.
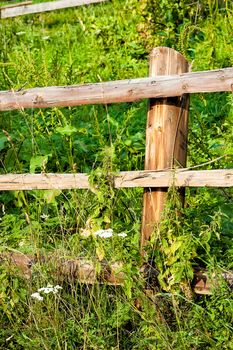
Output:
[[143, 184, 229, 296]]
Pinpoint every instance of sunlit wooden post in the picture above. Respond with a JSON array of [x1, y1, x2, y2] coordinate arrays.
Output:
[[141, 47, 190, 251]]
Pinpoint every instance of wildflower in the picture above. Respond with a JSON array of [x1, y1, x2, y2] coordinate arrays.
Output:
[[93, 229, 113, 238], [117, 232, 127, 238], [38, 284, 62, 294], [31, 292, 43, 301], [16, 31, 26, 36], [40, 213, 49, 220], [31, 284, 62, 301], [38, 286, 53, 294], [80, 218, 94, 238], [19, 239, 26, 247], [80, 227, 92, 238]]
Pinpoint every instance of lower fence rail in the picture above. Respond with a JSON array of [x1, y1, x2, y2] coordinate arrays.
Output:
[[1, 251, 233, 295]]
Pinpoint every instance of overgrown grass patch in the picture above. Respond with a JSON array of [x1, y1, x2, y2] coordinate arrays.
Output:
[[0, 0, 232, 348]]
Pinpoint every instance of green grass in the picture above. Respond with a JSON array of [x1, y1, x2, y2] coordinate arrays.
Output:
[[0, 0, 233, 349]]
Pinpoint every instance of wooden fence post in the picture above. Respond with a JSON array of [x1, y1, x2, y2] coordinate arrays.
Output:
[[141, 47, 190, 250]]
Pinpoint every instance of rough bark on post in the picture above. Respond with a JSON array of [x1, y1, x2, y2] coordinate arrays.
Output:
[[141, 47, 190, 250]]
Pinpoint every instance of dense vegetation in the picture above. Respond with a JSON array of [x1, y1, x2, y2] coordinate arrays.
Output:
[[0, 0, 232, 348]]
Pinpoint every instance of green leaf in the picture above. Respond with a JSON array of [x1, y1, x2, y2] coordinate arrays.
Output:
[[30, 155, 50, 173], [0, 136, 8, 151], [96, 246, 105, 261], [55, 125, 77, 136], [31, 189, 61, 203], [42, 190, 61, 204]]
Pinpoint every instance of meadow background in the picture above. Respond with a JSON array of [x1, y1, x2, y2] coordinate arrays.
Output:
[[0, 0, 233, 348]]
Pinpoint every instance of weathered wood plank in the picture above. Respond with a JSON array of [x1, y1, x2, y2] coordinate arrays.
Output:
[[141, 47, 189, 246], [0, 169, 232, 191], [0, 0, 106, 18], [0, 67, 233, 110], [0, 173, 89, 190], [1, 252, 233, 295], [0, 1, 32, 10], [115, 169, 233, 188]]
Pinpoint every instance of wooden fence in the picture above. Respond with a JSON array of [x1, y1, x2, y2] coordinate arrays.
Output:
[[0, 46, 232, 294], [0, 0, 107, 18], [1, 67, 232, 110], [0, 169, 232, 191]]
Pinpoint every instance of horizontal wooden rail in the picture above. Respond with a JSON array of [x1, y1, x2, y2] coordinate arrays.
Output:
[[0, 1, 32, 10], [0, 0, 107, 18], [1, 252, 233, 295], [0, 67, 233, 110], [0, 169, 232, 190]]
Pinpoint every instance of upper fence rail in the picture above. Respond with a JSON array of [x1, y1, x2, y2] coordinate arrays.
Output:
[[0, 67, 232, 111], [0, 169, 232, 190], [0, 51, 232, 189], [0, 0, 107, 18]]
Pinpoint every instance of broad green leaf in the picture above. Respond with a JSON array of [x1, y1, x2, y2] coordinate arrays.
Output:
[[42, 190, 61, 204], [31, 189, 61, 203], [55, 125, 77, 136], [30, 155, 50, 173]]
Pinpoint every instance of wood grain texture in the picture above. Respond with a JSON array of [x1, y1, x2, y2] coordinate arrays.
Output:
[[0, 1, 32, 10], [0, 173, 89, 190], [0, 0, 106, 18], [0, 67, 233, 110], [115, 169, 233, 188], [0, 169, 232, 190], [141, 47, 189, 247]]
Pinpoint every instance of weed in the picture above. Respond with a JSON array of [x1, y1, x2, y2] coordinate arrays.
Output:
[[0, 0, 232, 349]]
